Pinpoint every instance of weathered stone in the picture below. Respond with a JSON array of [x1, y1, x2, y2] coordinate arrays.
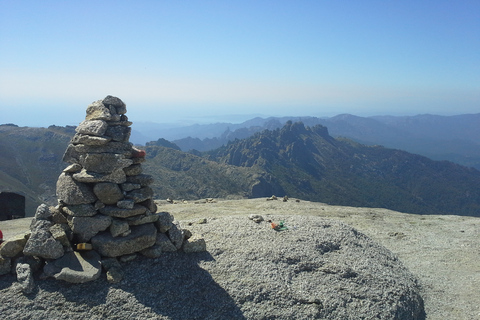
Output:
[[62, 204, 97, 217], [126, 213, 159, 226], [103, 95, 126, 112], [183, 229, 192, 240], [71, 134, 111, 146], [0, 256, 11, 275], [93, 182, 124, 205], [126, 187, 153, 203], [63, 163, 82, 173], [248, 214, 264, 223], [35, 203, 52, 220], [91, 224, 157, 257], [62, 144, 81, 164], [182, 235, 207, 253], [110, 219, 130, 237], [120, 183, 141, 192], [123, 163, 142, 176], [155, 233, 177, 252], [23, 228, 64, 260], [101, 257, 124, 283], [167, 221, 184, 250], [105, 126, 131, 142], [0, 233, 29, 258], [51, 206, 69, 224], [85, 100, 112, 121], [117, 199, 135, 209], [106, 266, 124, 283], [73, 141, 133, 157], [75, 119, 108, 136], [107, 105, 122, 122], [56, 173, 96, 205], [126, 174, 153, 186], [99, 204, 147, 218], [14, 255, 43, 274], [16, 263, 35, 294], [49, 224, 71, 248], [94, 200, 105, 210], [73, 168, 127, 184], [79, 153, 133, 173], [140, 198, 157, 213], [155, 211, 174, 233], [108, 116, 132, 127], [68, 215, 112, 242], [43, 251, 101, 284], [140, 244, 163, 258], [30, 219, 53, 232]]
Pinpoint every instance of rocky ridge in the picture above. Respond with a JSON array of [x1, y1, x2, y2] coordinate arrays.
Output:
[[0, 96, 205, 291]]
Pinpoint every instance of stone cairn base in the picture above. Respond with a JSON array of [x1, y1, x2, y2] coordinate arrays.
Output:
[[0, 96, 205, 293]]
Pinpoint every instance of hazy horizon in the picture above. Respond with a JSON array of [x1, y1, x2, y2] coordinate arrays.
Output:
[[1, 1, 479, 127]]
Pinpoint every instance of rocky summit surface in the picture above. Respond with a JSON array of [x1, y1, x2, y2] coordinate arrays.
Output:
[[1, 198, 478, 319]]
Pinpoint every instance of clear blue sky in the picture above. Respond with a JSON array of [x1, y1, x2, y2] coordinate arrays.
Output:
[[1, 0, 478, 126]]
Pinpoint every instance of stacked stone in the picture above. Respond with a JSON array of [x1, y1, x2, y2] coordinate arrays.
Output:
[[0, 96, 205, 290]]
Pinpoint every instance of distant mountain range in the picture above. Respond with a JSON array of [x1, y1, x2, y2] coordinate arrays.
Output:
[[1, 113, 480, 217], [132, 113, 480, 170]]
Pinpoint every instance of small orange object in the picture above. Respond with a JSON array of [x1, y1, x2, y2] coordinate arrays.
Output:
[[271, 222, 278, 229]]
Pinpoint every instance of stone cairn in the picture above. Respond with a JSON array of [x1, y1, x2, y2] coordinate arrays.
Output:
[[0, 96, 205, 292]]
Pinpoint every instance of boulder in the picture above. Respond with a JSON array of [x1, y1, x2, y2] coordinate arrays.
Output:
[[93, 182, 124, 205], [73, 168, 127, 184], [99, 204, 147, 218], [117, 199, 135, 209], [123, 163, 142, 176], [155, 211, 174, 233], [126, 174, 154, 186], [85, 100, 113, 121], [109, 219, 130, 237], [34, 204, 53, 220], [154, 233, 177, 252], [167, 221, 184, 250], [68, 215, 112, 242], [0, 233, 29, 258], [126, 187, 153, 203], [91, 224, 157, 257], [23, 228, 64, 260], [62, 204, 97, 217], [103, 95, 127, 113], [120, 183, 141, 192], [105, 125, 131, 142], [126, 213, 159, 226], [75, 119, 108, 136], [183, 235, 207, 253], [43, 251, 102, 283], [49, 224, 72, 249], [16, 263, 35, 294], [56, 173, 96, 205], [71, 134, 111, 146], [79, 153, 133, 173]]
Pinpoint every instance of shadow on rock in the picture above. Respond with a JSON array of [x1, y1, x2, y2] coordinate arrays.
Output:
[[120, 251, 245, 319], [25, 251, 245, 320]]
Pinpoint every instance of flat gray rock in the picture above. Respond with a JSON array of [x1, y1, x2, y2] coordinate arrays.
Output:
[[91, 223, 157, 257], [44, 251, 102, 283]]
